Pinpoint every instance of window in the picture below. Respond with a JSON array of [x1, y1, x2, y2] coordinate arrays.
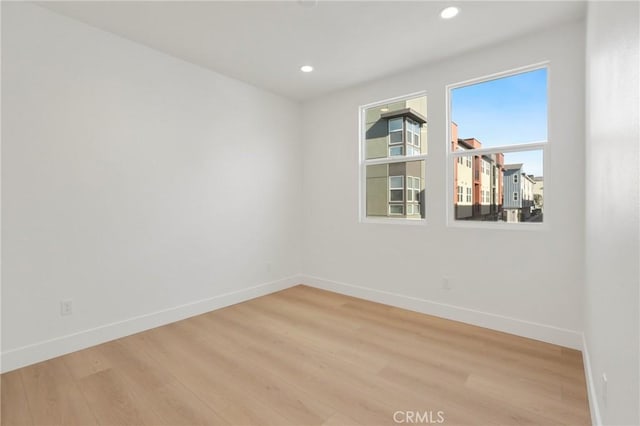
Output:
[[389, 118, 403, 144], [406, 119, 421, 155], [389, 204, 404, 215], [407, 176, 420, 202], [457, 185, 463, 203], [389, 176, 404, 202], [389, 146, 404, 157], [361, 93, 427, 221], [449, 65, 547, 224]]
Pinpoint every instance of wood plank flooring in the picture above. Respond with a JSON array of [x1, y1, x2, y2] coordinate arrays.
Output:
[[1, 285, 591, 425]]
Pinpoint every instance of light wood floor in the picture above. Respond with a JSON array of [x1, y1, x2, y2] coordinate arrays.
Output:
[[1, 285, 590, 426]]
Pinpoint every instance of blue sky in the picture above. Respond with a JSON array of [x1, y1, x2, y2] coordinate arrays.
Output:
[[451, 68, 546, 176]]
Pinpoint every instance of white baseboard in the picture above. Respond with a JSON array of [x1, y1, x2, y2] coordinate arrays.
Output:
[[1, 275, 301, 373], [582, 334, 602, 426], [301, 275, 583, 350]]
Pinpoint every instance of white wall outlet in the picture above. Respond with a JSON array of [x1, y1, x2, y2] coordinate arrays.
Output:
[[442, 277, 452, 290], [601, 373, 608, 407], [266, 261, 272, 273], [60, 300, 73, 316]]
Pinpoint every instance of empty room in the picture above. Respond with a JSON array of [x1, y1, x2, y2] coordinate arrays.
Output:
[[1, 1, 638, 425]]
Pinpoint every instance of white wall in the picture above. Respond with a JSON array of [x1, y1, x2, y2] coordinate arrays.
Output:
[[1, 3, 302, 371], [585, 2, 640, 425], [301, 22, 586, 348]]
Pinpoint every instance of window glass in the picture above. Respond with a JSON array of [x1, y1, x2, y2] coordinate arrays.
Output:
[[450, 67, 546, 224], [389, 205, 404, 215], [390, 131, 403, 144], [390, 146, 404, 156], [451, 68, 547, 150], [389, 118, 403, 132], [362, 94, 427, 220]]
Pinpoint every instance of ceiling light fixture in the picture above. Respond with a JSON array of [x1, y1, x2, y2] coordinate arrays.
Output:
[[440, 6, 460, 19], [300, 65, 314, 73]]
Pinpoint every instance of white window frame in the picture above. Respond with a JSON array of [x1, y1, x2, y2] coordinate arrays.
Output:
[[446, 62, 548, 229], [359, 91, 428, 225]]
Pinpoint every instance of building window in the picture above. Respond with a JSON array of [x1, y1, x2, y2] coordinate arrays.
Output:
[[388, 118, 403, 145], [407, 204, 420, 215], [389, 176, 404, 202], [389, 204, 404, 215], [389, 146, 404, 157], [448, 65, 547, 225], [407, 176, 420, 202], [406, 119, 421, 156], [361, 93, 427, 221]]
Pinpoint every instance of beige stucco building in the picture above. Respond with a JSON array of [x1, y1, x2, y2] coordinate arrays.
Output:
[[365, 96, 427, 218]]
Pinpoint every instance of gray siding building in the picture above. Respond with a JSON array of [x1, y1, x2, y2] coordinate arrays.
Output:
[[503, 164, 535, 222]]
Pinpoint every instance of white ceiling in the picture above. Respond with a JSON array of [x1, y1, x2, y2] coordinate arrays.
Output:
[[38, 1, 586, 101]]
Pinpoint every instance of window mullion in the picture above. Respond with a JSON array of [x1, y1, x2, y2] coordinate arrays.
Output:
[[364, 154, 428, 166]]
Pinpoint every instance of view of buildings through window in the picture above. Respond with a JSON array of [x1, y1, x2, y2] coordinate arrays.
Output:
[[362, 94, 427, 219], [450, 66, 547, 223], [360, 66, 546, 223]]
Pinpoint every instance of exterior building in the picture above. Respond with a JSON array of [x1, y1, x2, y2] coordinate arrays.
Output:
[[532, 176, 544, 212], [451, 123, 504, 220], [503, 164, 536, 222], [365, 97, 427, 218]]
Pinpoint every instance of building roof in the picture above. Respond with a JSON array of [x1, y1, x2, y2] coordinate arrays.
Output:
[[457, 138, 476, 150], [380, 108, 427, 124], [458, 137, 482, 149], [503, 163, 523, 171]]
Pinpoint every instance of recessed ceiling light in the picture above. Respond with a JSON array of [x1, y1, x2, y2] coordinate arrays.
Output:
[[300, 65, 314, 73], [440, 6, 460, 19], [380, 107, 389, 112]]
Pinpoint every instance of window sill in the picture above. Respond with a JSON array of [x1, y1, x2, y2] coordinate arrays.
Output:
[[446, 219, 548, 231], [360, 217, 426, 226]]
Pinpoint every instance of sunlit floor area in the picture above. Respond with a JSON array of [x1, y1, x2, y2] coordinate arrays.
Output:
[[1, 285, 591, 425]]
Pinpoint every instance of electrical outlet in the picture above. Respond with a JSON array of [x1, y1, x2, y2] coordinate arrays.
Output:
[[60, 300, 73, 316], [442, 277, 452, 290], [266, 262, 272, 273], [601, 373, 608, 407]]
